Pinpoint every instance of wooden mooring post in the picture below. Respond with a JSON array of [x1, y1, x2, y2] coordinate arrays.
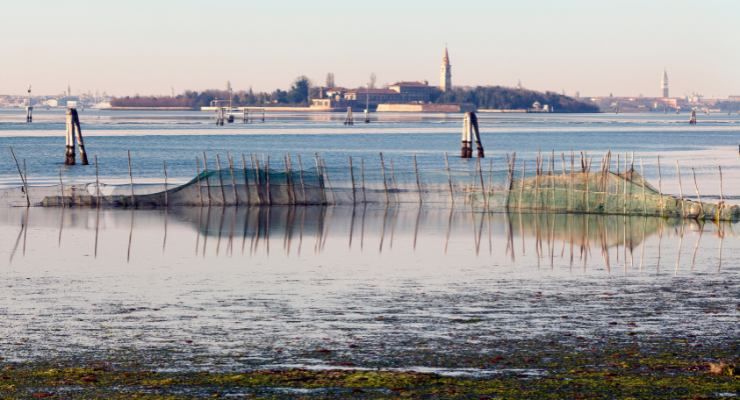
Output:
[[460, 112, 484, 158], [64, 108, 89, 165]]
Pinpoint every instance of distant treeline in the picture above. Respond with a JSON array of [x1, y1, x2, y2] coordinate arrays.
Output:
[[432, 86, 600, 113], [111, 77, 600, 113], [111, 77, 313, 109]]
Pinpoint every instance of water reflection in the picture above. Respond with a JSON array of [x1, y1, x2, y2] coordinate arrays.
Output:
[[2, 206, 735, 273]]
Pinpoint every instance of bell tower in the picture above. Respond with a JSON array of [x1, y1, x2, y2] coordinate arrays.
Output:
[[440, 46, 452, 92]]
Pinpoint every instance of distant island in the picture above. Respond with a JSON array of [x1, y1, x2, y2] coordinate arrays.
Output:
[[111, 77, 599, 113]]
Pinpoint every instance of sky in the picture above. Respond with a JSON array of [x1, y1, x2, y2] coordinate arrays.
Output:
[[1, 0, 738, 98]]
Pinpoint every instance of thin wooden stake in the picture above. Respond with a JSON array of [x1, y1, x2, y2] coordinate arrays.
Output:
[[252, 154, 262, 205], [518, 160, 526, 211], [216, 154, 227, 205], [9, 147, 30, 207], [297, 154, 306, 204], [241, 154, 250, 206], [265, 155, 272, 205], [196, 157, 203, 206], [229, 153, 239, 206], [127, 150, 135, 207], [349, 156, 356, 205], [203, 152, 212, 206], [95, 155, 101, 207], [59, 168, 65, 208], [413, 154, 422, 205], [161, 160, 168, 207], [314, 153, 326, 205], [477, 157, 488, 210], [691, 167, 703, 217], [657, 156, 664, 216], [718, 165, 724, 203], [285, 154, 295, 205], [360, 157, 366, 203], [321, 158, 334, 204], [640, 158, 646, 215], [379, 152, 389, 205], [676, 161, 684, 217], [444, 152, 454, 205]]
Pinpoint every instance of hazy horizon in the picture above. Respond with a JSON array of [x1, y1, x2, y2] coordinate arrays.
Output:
[[1, 0, 738, 98]]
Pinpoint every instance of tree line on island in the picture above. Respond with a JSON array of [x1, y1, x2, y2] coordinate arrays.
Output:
[[111, 76, 599, 113]]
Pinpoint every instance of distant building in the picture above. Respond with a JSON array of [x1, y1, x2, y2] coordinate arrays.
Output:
[[345, 88, 400, 105], [661, 69, 669, 98], [440, 46, 452, 92], [388, 81, 433, 102]]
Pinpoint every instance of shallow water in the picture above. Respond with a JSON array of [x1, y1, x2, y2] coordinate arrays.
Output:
[[1, 110, 739, 205], [1, 206, 737, 372]]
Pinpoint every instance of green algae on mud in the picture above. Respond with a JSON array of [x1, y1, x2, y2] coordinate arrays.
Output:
[[1, 349, 736, 399]]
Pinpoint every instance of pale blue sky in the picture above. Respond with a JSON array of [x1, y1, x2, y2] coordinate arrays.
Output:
[[1, 0, 738, 97]]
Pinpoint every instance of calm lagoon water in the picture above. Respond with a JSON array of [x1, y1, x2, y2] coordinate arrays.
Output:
[[0, 110, 738, 373]]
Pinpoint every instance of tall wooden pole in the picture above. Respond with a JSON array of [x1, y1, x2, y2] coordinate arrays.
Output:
[[71, 109, 88, 165], [64, 109, 75, 165]]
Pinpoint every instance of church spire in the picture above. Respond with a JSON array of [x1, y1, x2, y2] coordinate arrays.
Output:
[[661, 69, 669, 98], [440, 45, 452, 92]]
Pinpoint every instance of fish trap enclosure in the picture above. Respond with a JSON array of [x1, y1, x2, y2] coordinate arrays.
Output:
[[5, 151, 739, 222]]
